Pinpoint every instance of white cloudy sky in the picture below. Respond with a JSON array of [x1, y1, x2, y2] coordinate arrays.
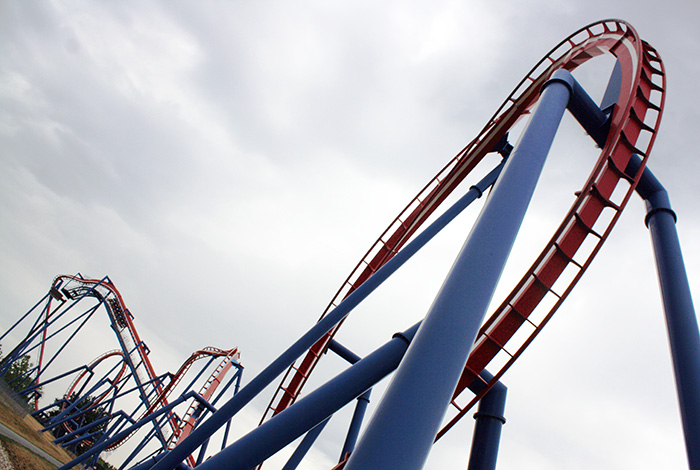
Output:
[[2, 1, 700, 469]]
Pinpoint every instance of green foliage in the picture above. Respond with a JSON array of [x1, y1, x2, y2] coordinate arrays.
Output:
[[95, 458, 118, 470], [0, 343, 41, 407]]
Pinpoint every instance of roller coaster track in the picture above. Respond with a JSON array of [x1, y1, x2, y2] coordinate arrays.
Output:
[[46, 275, 175, 436], [33, 274, 241, 457], [166, 349, 240, 450], [261, 19, 666, 441]]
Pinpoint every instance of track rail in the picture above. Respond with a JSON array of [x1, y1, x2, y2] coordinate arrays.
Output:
[[262, 19, 665, 439], [36, 275, 242, 455], [166, 348, 240, 450], [440, 22, 665, 437], [63, 349, 128, 407], [48, 275, 166, 411]]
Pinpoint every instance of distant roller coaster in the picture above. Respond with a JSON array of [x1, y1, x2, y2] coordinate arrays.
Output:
[[2, 19, 698, 470], [1, 274, 243, 468]]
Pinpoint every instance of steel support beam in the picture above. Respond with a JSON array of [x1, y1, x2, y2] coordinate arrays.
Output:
[[339, 389, 371, 462], [467, 372, 507, 470], [195, 324, 419, 470], [281, 418, 330, 470], [328, 339, 372, 462], [628, 155, 700, 469], [150, 155, 504, 470], [345, 70, 573, 470]]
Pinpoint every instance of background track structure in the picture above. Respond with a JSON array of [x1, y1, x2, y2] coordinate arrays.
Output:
[[1, 274, 242, 468]]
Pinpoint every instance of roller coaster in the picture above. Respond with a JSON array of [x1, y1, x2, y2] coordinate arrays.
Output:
[[0, 274, 243, 468], [1, 19, 698, 470]]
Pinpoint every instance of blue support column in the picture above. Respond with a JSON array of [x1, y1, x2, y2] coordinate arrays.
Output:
[[281, 418, 330, 470], [345, 70, 573, 470], [57, 391, 206, 470], [628, 156, 700, 469], [466, 372, 507, 470], [328, 340, 372, 462], [150, 156, 504, 470], [339, 389, 371, 462], [194, 324, 420, 470]]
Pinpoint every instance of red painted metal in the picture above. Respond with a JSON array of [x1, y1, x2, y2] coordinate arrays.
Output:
[[56, 350, 129, 450], [46, 275, 179, 441], [166, 348, 240, 467], [38, 275, 242, 456], [439, 21, 665, 438], [63, 349, 128, 406], [261, 20, 665, 441]]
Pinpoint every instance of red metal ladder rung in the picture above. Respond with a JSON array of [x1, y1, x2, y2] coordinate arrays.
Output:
[[290, 365, 310, 379], [530, 272, 562, 300], [279, 385, 299, 399], [378, 238, 399, 255], [604, 155, 636, 183], [635, 85, 662, 112], [361, 259, 378, 273], [588, 183, 621, 211], [552, 242, 583, 270], [639, 67, 664, 92], [572, 212, 603, 239], [483, 332, 514, 358], [628, 105, 656, 133], [506, 302, 539, 329], [641, 49, 664, 72], [617, 128, 648, 157]]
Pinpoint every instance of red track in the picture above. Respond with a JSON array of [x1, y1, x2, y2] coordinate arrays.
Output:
[[261, 19, 665, 440], [43, 274, 240, 458]]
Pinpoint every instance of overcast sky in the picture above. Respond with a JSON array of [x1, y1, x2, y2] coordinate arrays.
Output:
[[2, 1, 699, 469]]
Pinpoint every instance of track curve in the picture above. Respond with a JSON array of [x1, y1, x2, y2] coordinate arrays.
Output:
[[261, 19, 665, 439], [39, 275, 242, 456]]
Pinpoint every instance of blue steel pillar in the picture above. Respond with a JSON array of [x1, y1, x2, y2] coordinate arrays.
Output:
[[467, 372, 507, 470], [194, 324, 420, 470], [328, 339, 373, 462], [281, 418, 330, 470], [344, 70, 574, 470], [150, 151, 504, 470], [339, 389, 371, 462], [628, 156, 700, 469]]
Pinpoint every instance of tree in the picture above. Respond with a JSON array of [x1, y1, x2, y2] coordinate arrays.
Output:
[[0, 343, 41, 407]]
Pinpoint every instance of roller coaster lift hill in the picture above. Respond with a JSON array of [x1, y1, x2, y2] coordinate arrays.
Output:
[[1, 19, 699, 470]]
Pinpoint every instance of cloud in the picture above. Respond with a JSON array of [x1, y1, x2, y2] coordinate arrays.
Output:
[[1, 1, 698, 469]]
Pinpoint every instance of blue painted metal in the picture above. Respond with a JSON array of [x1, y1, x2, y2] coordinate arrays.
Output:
[[340, 388, 371, 462], [556, 71, 612, 148], [120, 423, 162, 470], [328, 339, 372, 462], [467, 371, 507, 470], [281, 418, 331, 470], [150, 156, 505, 470], [3, 275, 243, 468], [194, 438, 210, 466], [344, 70, 573, 470], [37, 304, 102, 378], [194, 323, 420, 470], [0, 301, 100, 380], [328, 339, 362, 364], [40, 350, 131, 427], [127, 453, 191, 470], [57, 390, 213, 470], [0, 291, 50, 343], [211, 365, 243, 451], [627, 155, 700, 469]]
